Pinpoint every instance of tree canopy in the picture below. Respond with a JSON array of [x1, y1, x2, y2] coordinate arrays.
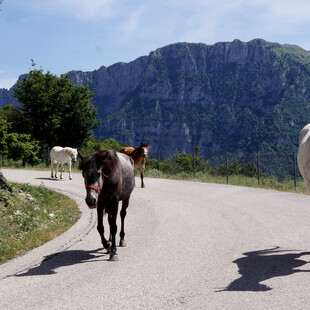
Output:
[[14, 67, 100, 148], [0, 109, 40, 166]]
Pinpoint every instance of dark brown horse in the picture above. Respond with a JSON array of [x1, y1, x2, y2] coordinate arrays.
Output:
[[79, 149, 135, 261], [120, 142, 151, 188]]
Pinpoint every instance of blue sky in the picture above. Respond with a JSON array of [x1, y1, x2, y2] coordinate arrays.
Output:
[[1, 0, 310, 89]]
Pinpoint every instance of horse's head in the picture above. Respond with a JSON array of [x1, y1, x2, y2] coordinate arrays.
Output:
[[140, 142, 151, 157], [79, 150, 114, 209], [71, 148, 78, 162], [79, 153, 103, 209]]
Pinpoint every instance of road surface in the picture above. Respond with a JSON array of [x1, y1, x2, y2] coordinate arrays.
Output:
[[1, 169, 310, 309]]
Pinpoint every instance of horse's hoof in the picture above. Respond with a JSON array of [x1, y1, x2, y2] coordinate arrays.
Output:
[[104, 242, 112, 252], [109, 253, 119, 261], [119, 240, 127, 247]]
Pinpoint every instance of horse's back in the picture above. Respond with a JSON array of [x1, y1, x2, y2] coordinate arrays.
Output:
[[120, 147, 135, 156], [50, 146, 63, 154], [298, 124, 310, 193], [299, 124, 310, 144], [50, 146, 64, 161]]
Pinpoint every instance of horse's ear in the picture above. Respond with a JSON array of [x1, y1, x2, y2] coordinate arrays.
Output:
[[78, 151, 85, 160]]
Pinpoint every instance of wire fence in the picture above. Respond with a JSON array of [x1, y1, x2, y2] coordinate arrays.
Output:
[[148, 149, 301, 187], [0, 147, 302, 190]]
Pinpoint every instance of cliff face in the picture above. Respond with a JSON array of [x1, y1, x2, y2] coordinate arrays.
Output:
[[77, 39, 310, 157], [2, 39, 310, 158]]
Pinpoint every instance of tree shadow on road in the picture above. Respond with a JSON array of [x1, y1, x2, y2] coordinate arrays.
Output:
[[15, 248, 107, 276], [218, 247, 310, 292]]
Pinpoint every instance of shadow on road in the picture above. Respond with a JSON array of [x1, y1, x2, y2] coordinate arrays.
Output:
[[35, 177, 63, 181], [218, 246, 310, 292], [15, 248, 107, 276]]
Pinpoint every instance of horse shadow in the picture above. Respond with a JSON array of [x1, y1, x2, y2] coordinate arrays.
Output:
[[218, 247, 310, 292], [35, 177, 62, 181], [15, 248, 107, 277]]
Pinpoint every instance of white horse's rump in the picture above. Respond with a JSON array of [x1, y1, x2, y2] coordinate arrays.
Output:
[[50, 146, 78, 180], [298, 124, 310, 193]]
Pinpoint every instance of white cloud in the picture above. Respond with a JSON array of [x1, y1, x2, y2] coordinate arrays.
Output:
[[58, 0, 117, 19], [254, 0, 310, 20], [117, 6, 145, 39], [28, 0, 118, 20], [160, 0, 310, 45]]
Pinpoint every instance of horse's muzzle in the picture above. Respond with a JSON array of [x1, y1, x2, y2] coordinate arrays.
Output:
[[85, 197, 97, 209]]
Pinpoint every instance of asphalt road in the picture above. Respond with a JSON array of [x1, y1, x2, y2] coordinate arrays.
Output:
[[1, 169, 310, 309]]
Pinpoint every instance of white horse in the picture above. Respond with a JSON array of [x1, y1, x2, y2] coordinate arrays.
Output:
[[298, 124, 310, 193], [50, 146, 78, 180]]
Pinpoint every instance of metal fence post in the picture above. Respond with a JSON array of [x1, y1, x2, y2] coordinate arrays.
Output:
[[47, 147, 50, 167], [226, 152, 229, 184], [293, 151, 297, 190], [193, 151, 196, 178], [257, 151, 260, 186], [157, 149, 160, 171]]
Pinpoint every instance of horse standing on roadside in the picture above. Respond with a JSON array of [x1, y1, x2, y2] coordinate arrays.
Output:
[[79, 149, 135, 261], [50, 146, 78, 180], [120, 142, 151, 188]]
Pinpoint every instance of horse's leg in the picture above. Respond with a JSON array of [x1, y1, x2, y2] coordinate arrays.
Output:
[[107, 200, 119, 261], [60, 163, 64, 179], [119, 197, 130, 247], [51, 161, 54, 178], [140, 167, 145, 188], [97, 204, 111, 251], [68, 161, 72, 180], [55, 162, 59, 178]]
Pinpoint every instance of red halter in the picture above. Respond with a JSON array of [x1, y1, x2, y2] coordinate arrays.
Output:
[[86, 171, 109, 193]]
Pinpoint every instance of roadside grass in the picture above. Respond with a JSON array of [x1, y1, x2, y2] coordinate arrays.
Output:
[[144, 169, 307, 194], [0, 182, 80, 265]]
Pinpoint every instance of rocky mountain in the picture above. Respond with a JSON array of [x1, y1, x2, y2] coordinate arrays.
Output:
[[2, 39, 310, 161]]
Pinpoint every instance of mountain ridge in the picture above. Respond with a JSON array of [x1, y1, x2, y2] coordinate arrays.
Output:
[[1, 39, 310, 162]]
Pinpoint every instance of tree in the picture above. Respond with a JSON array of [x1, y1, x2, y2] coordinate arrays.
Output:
[[6, 133, 40, 166], [0, 113, 40, 166], [80, 137, 124, 155], [0, 117, 9, 158], [14, 66, 100, 148], [1, 104, 31, 134]]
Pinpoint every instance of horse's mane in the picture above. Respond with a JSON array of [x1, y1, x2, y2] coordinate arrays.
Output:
[[78, 153, 94, 170], [79, 149, 119, 175], [139, 142, 150, 148]]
